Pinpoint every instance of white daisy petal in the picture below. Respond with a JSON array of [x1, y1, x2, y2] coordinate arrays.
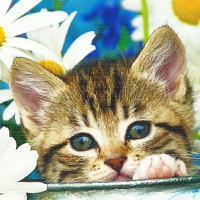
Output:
[[0, 182, 47, 193], [15, 111, 21, 125], [0, 46, 32, 69], [4, 11, 68, 37], [16, 143, 31, 153], [0, 149, 38, 182], [0, 61, 9, 82], [62, 31, 96, 70], [3, 101, 17, 121], [131, 16, 143, 28], [27, 25, 51, 47], [0, 143, 31, 169], [0, 89, 13, 104], [5, 37, 60, 63], [0, 137, 17, 158], [0, 138, 17, 171], [0, 192, 27, 200], [0, 49, 13, 70], [131, 29, 143, 41], [58, 11, 77, 53], [0, 151, 35, 182], [17, 182, 47, 193], [27, 25, 62, 60], [0, 127, 9, 155], [25, 28, 40, 43], [47, 24, 62, 58], [0, 159, 37, 183], [121, 0, 141, 11], [0, 0, 12, 22], [0, 0, 42, 27]]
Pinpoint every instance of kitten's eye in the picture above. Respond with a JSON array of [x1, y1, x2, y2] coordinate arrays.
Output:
[[126, 121, 150, 140], [70, 133, 97, 151]]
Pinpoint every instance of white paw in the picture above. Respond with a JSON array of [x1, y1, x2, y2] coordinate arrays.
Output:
[[133, 154, 187, 180]]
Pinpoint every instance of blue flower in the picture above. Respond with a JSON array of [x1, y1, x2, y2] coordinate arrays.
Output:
[[83, 0, 137, 57]]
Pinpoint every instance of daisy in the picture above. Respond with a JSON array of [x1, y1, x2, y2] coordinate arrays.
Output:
[[27, 11, 96, 76], [0, 127, 47, 200], [0, 0, 66, 123], [1, 11, 96, 123], [0, 0, 68, 82], [121, 0, 200, 43], [121, 0, 200, 128]]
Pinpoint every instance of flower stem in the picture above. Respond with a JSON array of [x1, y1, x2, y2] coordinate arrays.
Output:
[[53, 0, 61, 10], [141, 0, 149, 43]]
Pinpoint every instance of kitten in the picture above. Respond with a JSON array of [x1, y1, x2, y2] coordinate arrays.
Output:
[[9, 26, 194, 183]]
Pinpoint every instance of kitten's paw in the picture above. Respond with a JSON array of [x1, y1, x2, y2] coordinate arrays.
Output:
[[133, 154, 187, 180]]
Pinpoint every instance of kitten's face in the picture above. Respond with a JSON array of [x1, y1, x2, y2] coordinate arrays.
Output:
[[9, 26, 194, 183]]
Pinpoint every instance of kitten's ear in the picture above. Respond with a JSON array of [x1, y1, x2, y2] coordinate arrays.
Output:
[[9, 57, 66, 130], [132, 26, 187, 100]]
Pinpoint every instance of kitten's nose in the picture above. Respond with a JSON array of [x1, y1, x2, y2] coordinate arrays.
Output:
[[105, 157, 127, 171]]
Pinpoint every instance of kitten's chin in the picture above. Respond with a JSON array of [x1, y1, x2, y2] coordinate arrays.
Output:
[[113, 175, 131, 182]]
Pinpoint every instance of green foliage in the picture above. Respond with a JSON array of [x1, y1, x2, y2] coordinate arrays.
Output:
[[193, 132, 200, 140]]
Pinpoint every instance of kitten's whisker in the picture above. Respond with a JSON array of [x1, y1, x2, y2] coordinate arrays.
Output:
[[69, 174, 88, 183], [104, 34, 128, 68], [46, 177, 57, 184]]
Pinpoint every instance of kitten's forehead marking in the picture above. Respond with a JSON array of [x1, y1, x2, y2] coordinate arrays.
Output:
[[87, 109, 99, 129], [116, 101, 127, 121]]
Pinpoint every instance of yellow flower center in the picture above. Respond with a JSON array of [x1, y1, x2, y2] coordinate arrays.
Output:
[[0, 26, 6, 46], [172, 0, 200, 25], [38, 60, 65, 77]]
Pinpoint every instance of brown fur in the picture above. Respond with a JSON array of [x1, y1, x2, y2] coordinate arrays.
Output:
[[9, 26, 194, 182]]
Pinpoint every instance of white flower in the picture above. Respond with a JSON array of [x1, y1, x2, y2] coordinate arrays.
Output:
[[0, 0, 68, 123], [121, 0, 200, 129], [27, 11, 96, 75], [0, 10, 96, 123], [0, 127, 47, 200], [0, 11, 95, 124], [121, 0, 200, 44], [0, 0, 67, 82]]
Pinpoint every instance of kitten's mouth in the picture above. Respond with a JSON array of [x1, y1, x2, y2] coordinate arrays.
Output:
[[113, 175, 131, 181]]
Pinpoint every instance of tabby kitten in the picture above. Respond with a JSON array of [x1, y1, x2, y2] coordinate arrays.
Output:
[[9, 26, 194, 183]]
